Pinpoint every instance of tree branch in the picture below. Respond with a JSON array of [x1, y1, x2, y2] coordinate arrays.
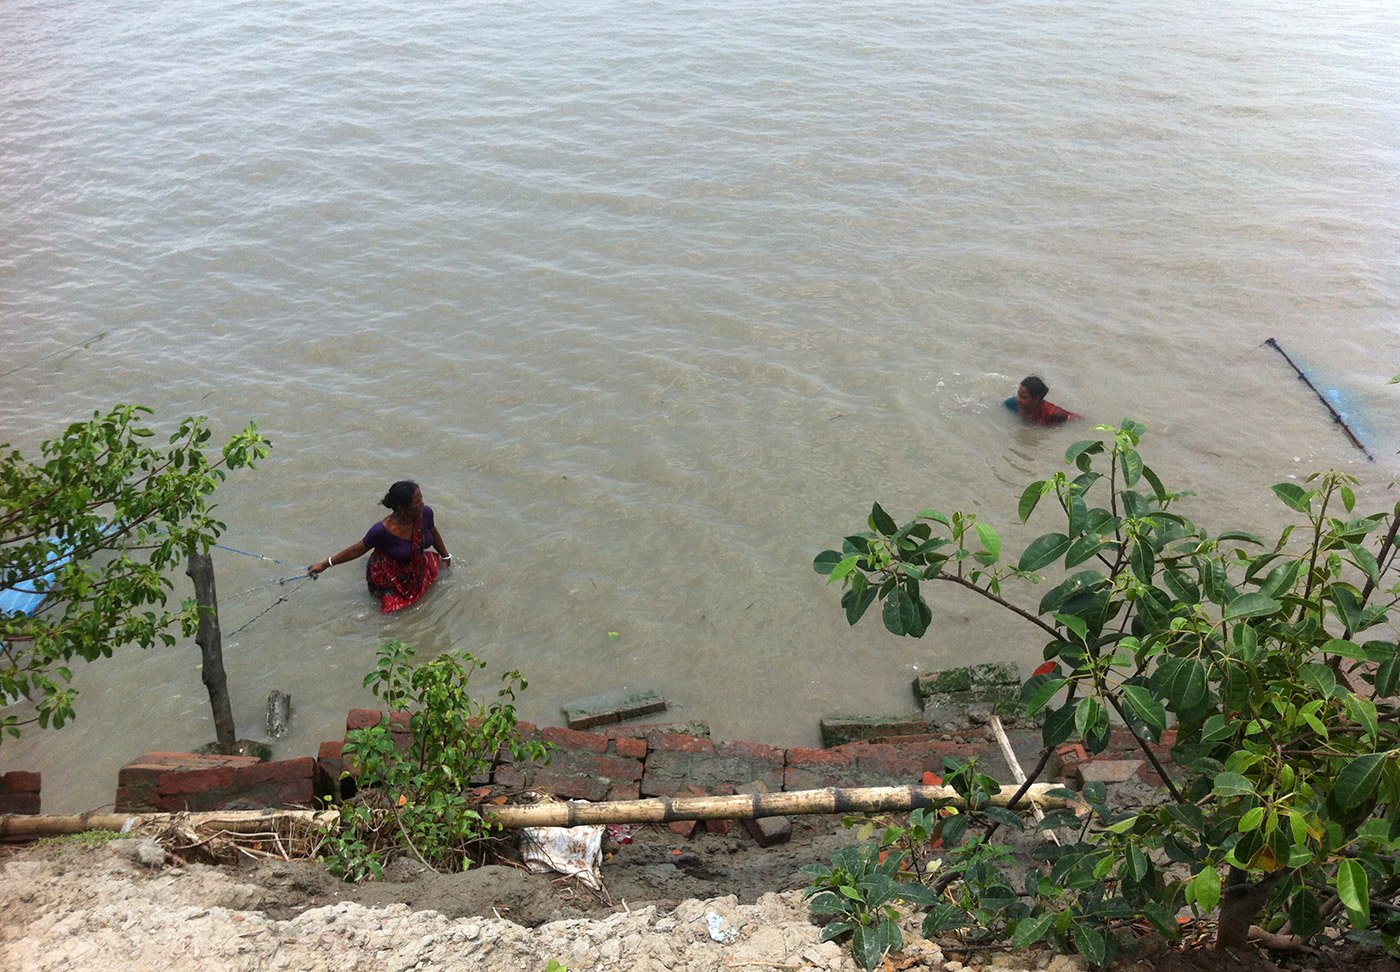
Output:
[[930, 572, 1060, 639], [1104, 692, 1184, 803]]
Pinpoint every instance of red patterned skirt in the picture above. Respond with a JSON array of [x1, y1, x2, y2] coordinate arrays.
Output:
[[366, 549, 440, 613]]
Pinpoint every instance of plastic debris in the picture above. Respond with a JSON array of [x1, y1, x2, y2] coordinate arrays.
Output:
[[705, 911, 740, 945], [603, 823, 633, 846], [519, 823, 605, 891]]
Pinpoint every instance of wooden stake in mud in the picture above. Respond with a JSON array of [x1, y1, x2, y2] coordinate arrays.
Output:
[[187, 548, 237, 753], [1265, 338, 1374, 461]]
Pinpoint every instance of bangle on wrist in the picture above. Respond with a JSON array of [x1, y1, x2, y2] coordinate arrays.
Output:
[[326, 554, 334, 567], [442, 553, 452, 561]]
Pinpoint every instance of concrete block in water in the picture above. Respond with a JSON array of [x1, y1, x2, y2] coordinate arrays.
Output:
[[561, 689, 666, 729], [912, 662, 1019, 703]]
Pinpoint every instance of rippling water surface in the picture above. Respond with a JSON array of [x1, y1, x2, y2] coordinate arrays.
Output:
[[3, 0, 1398, 811]]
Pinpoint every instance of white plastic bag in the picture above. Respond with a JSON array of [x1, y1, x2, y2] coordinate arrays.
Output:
[[520, 823, 605, 891]]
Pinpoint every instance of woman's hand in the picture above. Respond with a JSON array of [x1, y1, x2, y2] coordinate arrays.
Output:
[[307, 559, 330, 577]]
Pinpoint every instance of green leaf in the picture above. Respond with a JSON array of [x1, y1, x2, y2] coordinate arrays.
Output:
[[1065, 439, 1103, 470], [1024, 677, 1068, 717], [882, 589, 922, 637], [1336, 859, 1370, 928], [1189, 865, 1221, 912], [1063, 533, 1108, 569], [1344, 695, 1379, 744], [1120, 447, 1143, 486], [1212, 773, 1255, 798], [1011, 913, 1055, 950], [1074, 924, 1107, 966], [1217, 530, 1265, 545], [1140, 463, 1168, 502], [1321, 638, 1371, 661], [1288, 888, 1323, 938], [1129, 540, 1155, 582], [1121, 685, 1167, 732], [1154, 656, 1208, 713], [1019, 533, 1072, 572], [869, 503, 898, 537], [1334, 754, 1385, 810], [828, 555, 861, 583], [1223, 592, 1281, 621], [843, 586, 879, 626], [1042, 702, 1078, 748], [1238, 807, 1265, 833], [851, 920, 901, 972], [974, 522, 1001, 561], [1346, 543, 1379, 585], [922, 904, 969, 935], [813, 550, 844, 575], [1018, 481, 1048, 523], [1271, 482, 1313, 514]]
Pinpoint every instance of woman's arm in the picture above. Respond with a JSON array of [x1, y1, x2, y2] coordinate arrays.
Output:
[[430, 525, 451, 566], [308, 539, 369, 576]]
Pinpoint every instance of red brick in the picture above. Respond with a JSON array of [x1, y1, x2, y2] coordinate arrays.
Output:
[[160, 766, 237, 795], [0, 771, 41, 793], [704, 818, 733, 836], [318, 740, 344, 760], [234, 757, 315, 789], [667, 820, 699, 837], [614, 737, 648, 759], [718, 739, 783, 763], [538, 726, 609, 753], [346, 709, 383, 730], [0, 793, 39, 815], [277, 780, 316, 806], [647, 733, 714, 754]]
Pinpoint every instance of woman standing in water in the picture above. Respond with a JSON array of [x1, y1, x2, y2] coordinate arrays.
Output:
[[307, 481, 451, 612]]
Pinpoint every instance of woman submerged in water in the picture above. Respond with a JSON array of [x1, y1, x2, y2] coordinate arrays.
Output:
[[307, 480, 451, 612]]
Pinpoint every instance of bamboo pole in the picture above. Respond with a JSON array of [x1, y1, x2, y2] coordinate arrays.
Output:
[[0, 783, 1075, 842], [486, 783, 1074, 829], [0, 809, 338, 841], [990, 715, 1058, 846]]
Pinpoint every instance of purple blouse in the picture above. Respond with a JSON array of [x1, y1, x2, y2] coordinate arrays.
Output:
[[363, 507, 435, 562]]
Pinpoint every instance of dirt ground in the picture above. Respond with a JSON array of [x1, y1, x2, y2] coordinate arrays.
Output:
[[2, 814, 1397, 972]]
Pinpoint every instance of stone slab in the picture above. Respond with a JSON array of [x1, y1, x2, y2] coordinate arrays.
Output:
[[922, 685, 1021, 730], [561, 690, 666, 729], [912, 663, 1020, 703]]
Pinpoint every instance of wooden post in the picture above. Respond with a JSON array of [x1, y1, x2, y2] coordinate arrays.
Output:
[[186, 549, 236, 754]]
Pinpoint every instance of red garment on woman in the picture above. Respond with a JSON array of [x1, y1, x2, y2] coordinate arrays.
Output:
[[364, 513, 440, 613]]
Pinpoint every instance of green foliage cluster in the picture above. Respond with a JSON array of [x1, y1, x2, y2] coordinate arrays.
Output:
[[814, 423, 1400, 960], [0, 406, 269, 741], [323, 640, 552, 881]]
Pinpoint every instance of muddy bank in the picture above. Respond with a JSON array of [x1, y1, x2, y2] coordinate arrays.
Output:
[[4, 824, 1394, 972]]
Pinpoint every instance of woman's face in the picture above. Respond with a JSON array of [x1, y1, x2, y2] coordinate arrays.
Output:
[[409, 487, 424, 513]]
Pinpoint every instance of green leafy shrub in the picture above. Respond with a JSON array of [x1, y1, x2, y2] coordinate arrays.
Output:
[[0, 406, 269, 741], [815, 422, 1400, 958], [802, 841, 941, 971], [322, 640, 551, 881]]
